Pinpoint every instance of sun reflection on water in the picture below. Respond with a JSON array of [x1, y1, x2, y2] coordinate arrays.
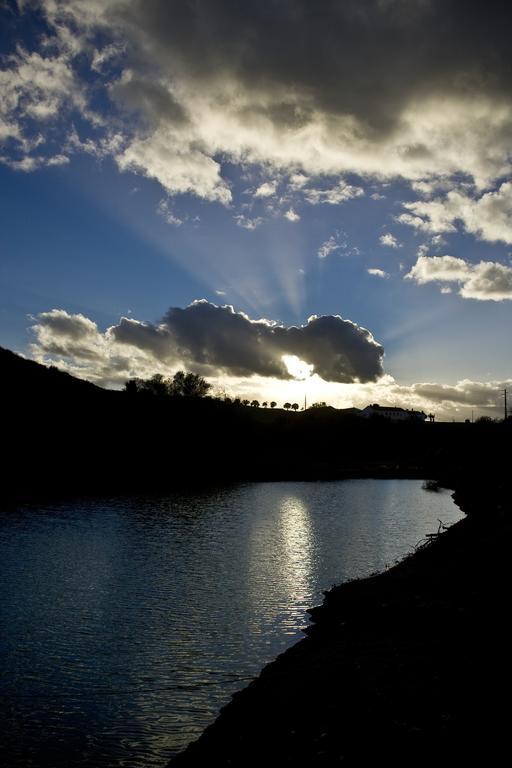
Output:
[[278, 495, 314, 603]]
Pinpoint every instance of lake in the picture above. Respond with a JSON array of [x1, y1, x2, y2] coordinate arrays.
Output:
[[0, 480, 462, 767]]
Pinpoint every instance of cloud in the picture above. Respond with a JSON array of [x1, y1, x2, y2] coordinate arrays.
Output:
[[404, 380, 509, 410], [304, 181, 364, 205], [317, 235, 341, 260], [29, 304, 510, 420], [317, 230, 358, 259], [284, 208, 300, 222], [405, 255, 512, 300], [0, 152, 69, 170], [349, 375, 510, 420], [7, 1, 512, 198], [379, 233, 399, 248], [31, 309, 105, 361], [367, 268, 389, 279], [289, 173, 308, 190], [30, 300, 385, 385], [157, 198, 183, 226], [116, 125, 232, 203], [234, 214, 263, 230], [0, 43, 82, 167], [254, 180, 277, 198], [398, 182, 512, 244], [406, 255, 469, 284]]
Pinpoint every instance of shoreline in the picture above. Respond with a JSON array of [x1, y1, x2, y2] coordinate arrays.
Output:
[[169, 487, 512, 766], [1, 464, 449, 507]]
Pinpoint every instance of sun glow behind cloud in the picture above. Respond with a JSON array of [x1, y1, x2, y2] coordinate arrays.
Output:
[[2, 0, 512, 419], [282, 355, 314, 381]]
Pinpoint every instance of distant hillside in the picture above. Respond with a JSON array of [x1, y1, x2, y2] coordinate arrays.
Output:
[[0, 346, 109, 402], [1, 345, 510, 504]]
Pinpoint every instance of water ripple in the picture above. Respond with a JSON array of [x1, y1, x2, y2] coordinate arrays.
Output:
[[0, 480, 461, 767]]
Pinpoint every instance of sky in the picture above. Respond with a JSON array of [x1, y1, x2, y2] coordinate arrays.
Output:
[[1, 0, 512, 420]]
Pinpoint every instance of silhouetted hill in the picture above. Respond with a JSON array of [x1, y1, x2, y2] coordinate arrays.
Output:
[[1, 346, 511, 502], [0, 346, 114, 404]]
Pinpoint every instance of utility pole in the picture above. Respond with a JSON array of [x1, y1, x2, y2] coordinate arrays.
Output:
[[504, 388, 508, 421]]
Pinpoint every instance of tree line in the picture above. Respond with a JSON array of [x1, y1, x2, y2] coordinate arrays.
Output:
[[124, 372, 303, 410]]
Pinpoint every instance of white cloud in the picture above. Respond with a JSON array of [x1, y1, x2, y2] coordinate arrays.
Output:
[[0, 153, 69, 171], [379, 233, 399, 248], [405, 255, 512, 300], [117, 124, 232, 204], [254, 180, 277, 197], [317, 235, 341, 259], [157, 198, 183, 226], [289, 173, 308, 190], [317, 230, 359, 259], [234, 214, 264, 230], [91, 42, 125, 73], [31, 309, 106, 362], [367, 268, 389, 279], [304, 180, 364, 205], [0, 44, 83, 168], [399, 182, 512, 245], [284, 208, 300, 222], [406, 255, 469, 284]]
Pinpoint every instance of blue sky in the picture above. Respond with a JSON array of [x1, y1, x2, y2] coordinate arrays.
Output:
[[2, 1, 512, 418]]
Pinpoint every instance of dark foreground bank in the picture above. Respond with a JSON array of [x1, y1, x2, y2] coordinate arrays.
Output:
[[170, 489, 512, 766], [2, 345, 512, 503]]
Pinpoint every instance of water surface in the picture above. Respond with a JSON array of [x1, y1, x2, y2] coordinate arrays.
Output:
[[0, 480, 462, 766]]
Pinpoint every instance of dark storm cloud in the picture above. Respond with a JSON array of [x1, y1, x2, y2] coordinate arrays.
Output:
[[7, 1, 512, 190], [113, 0, 512, 135], [109, 75, 188, 130], [111, 301, 384, 383]]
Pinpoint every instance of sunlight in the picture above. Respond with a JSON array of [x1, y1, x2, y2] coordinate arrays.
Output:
[[279, 496, 314, 602], [282, 354, 314, 380]]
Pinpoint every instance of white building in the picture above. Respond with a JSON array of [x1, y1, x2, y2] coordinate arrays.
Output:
[[361, 404, 427, 422]]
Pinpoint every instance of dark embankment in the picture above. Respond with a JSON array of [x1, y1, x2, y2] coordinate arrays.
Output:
[[2, 346, 511, 502], [170, 492, 512, 766]]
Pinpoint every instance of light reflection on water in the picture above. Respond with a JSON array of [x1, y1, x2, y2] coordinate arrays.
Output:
[[279, 496, 314, 604], [0, 480, 462, 767]]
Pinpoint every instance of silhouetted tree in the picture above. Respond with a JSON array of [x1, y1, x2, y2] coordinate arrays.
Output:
[[270, 401, 277, 409], [242, 399, 250, 406], [262, 401, 268, 408], [291, 403, 299, 412], [310, 401, 327, 408], [169, 370, 211, 398], [124, 373, 169, 397], [124, 370, 210, 398], [251, 399, 260, 408], [124, 378, 141, 395], [284, 402, 291, 410]]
